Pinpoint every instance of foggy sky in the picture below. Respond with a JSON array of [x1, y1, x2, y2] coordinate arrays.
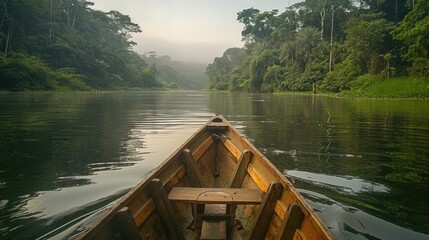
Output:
[[91, 0, 301, 64]]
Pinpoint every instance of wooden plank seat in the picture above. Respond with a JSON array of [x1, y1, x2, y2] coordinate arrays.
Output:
[[168, 187, 263, 204]]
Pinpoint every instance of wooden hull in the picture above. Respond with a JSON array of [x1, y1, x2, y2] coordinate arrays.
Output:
[[76, 115, 333, 240]]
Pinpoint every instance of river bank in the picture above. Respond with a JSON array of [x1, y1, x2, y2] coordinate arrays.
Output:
[[338, 75, 429, 99]]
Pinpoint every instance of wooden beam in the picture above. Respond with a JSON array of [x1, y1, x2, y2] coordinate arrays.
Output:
[[275, 204, 306, 240], [182, 148, 203, 187], [249, 182, 284, 240], [112, 207, 142, 240], [213, 134, 221, 177], [293, 229, 308, 240], [134, 199, 155, 226], [220, 137, 241, 161], [275, 201, 287, 221], [247, 163, 269, 192], [148, 179, 185, 240], [230, 150, 252, 188], [193, 135, 214, 161], [165, 166, 186, 191]]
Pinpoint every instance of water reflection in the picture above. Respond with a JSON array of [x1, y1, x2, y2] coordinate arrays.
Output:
[[285, 170, 390, 194], [0, 91, 212, 239], [208, 92, 429, 236]]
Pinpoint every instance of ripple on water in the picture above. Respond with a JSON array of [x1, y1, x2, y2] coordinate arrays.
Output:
[[284, 170, 390, 194], [299, 189, 429, 240]]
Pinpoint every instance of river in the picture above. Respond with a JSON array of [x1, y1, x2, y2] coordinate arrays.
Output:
[[0, 91, 428, 239]]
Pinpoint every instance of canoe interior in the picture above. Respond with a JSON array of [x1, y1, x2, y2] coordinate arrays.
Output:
[[77, 115, 332, 240]]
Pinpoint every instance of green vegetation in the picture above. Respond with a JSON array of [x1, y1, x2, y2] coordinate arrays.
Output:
[[0, 53, 89, 91], [2, 0, 427, 94], [206, 0, 429, 98], [0, 0, 196, 91], [342, 75, 429, 98]]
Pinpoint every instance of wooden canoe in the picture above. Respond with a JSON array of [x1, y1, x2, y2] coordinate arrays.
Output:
[[76, 115, 333, 240]]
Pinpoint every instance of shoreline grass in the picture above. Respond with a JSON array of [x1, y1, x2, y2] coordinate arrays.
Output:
[[338, 75, 429, 99], [2, 75, 429, 100]]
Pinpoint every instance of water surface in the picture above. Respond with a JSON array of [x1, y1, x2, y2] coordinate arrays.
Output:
[[0, 91, 428, 239]]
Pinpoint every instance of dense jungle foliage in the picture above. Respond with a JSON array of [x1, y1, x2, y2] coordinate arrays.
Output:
[[206, 0, 429, 95], [0, 0, 164, 91]]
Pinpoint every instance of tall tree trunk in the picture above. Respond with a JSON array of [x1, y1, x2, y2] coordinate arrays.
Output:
[[67, 3, 72, 27], [72, 13, 76, 28], [0, 5, 7, 29], [387, 59, 390, 79], [67, 9, 70, 26], [395, 0, 398, 22], [320, 11, 325, 41], [4, 28, 10, 56], [319, 0, 326, 41], [329, 5, 334, 72], [50, 0, 53, 37], [1, 0, 9, 36]]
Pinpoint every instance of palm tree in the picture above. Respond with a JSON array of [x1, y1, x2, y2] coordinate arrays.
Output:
[[280, 41, 298, 64], [295, 27, 321, 93], [296, 26, 320, 66]]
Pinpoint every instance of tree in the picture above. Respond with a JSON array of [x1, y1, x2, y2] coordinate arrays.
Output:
[[1, 0, 47, 55], [358, 0, 409, 22], [344, 14, 394, 74], [237, 8, 260, 42], [318, 0, 327, 40], [292, 0, 355, 41], [1, 1, 11, 55], [0, 0, 162, 91], [329, 5, 334, 72], [295, 26, 323, 92], [206, 56, 232, 89], [64, 0, 95, 28], [237, 8, 280, 43], [320, 55, 363, 92], [207, 0, 419, 94], [249, 49, 278, 91], [106, 10, 142, 48], [280, 41, 298, 64], [295, 27, 321, 67], [271, 8, 300, 43], [0, 53, 88, 91], [206, 47, 246, 90], [393, 0, 429, 77], [262, 65, 285, 92]]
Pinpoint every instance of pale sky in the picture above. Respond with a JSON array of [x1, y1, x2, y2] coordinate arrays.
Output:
[[91, 0, 301, 64]]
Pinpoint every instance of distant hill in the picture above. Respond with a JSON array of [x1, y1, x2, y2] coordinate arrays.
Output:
[[142, 54, 208, 90]]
